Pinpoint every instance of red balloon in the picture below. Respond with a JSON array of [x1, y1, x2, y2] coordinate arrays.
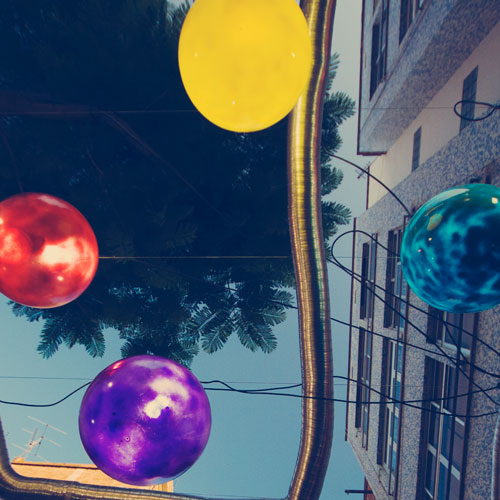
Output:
[[0, 193, 99, 308]]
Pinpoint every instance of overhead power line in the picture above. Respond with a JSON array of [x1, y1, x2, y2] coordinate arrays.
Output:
[[0, 376, 498, 419]]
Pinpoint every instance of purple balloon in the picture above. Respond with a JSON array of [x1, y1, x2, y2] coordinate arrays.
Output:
[[79, 355, 211, 485]]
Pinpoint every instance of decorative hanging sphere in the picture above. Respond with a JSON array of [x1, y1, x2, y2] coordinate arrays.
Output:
[[178, 0, 312, 132], [0, 193, 98, 308], [400, 184, 500, 313], [79, 355, 211, 486]]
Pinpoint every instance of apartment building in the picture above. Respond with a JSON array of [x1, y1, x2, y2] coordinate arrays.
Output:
[[346, 1, 500, 499]]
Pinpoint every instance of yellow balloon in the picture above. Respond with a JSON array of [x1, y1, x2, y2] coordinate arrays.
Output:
[[178, 0, 312, 132]]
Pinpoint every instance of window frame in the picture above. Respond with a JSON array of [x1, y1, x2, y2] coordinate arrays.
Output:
[[411, 126, 422, 171], [382, 341, 403, 486], [426, 307, 475, 358], [399, 0, 425, 43], [459, 66, 479, 131], [383, 228, 406, 329], [370, 0, 389, 98], [421, 359, 470, 500]]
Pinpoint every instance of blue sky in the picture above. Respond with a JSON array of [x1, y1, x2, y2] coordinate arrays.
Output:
[[0, 1, 371, 497]]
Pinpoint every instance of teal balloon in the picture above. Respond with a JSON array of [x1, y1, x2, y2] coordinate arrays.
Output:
[[401, 184, 500, 313]]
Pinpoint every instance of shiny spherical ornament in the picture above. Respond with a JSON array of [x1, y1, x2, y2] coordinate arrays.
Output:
[[401, 184, 500, 313], [178, 0, 312, 132], [79, 355, 211, 486], [0, 193, 98, 308]]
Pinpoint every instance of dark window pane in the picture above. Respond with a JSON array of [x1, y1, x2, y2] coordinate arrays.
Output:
[[397, 344, 403, 373], [437, 463, 447, 500], [371, 1, 388, 96], [428, 406, 439, 448], [444, 366, 456, 412], [412, 127, 422, 171], [433, 362, 443, 400], [443, 312, 460, 348], [355, 329, 365, 427], [461, 313, 475, 351], [370, 22, 381, 97], [456, 371, 468, 415], [452, 421, 465, 472], [394, 414, 399, 444], [384, 408, 390, 460], [427, 306, 439, 344], [384, 231, 395, 327], [460, 67, 478, 130], [400, 0, 409, 41], [360, 244, 369, 319], [399, 279, 407, 328], [425, 450, 437, 493], [450, 474, 460, 499], [441, 414, 452, 460]]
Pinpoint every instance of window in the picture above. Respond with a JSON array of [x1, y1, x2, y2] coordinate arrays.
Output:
[[460, 67, 478, 130], [370, 0, 388, 98], [355, 328, 373, 449], [399, 0, 425, 42], [411, 127, 422, 171], [360, 236, 378, 321], [426, 307, 474, 357], [384, 228, 407, 329], [360, 243, 369, 319], [421, 359, 469, 500], [379, 340, 403, 494]]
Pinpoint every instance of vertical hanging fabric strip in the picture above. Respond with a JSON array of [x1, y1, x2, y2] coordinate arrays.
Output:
[[286, 0, 337, 499]]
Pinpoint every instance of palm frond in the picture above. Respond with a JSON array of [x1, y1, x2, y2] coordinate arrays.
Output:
[[236, 322, 277, 353], [324, 52, 340, 95], [321, 164, 344, 195], [37, 317, 66, 358], [11, 302, 44, 321], [260, 307, 287, 326], [85, 329, 106, 357]]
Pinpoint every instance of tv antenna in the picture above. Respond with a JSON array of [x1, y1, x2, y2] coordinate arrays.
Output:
[[11, 416, 67, 462]]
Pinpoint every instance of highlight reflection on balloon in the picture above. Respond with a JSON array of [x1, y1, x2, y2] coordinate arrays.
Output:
[[401, 184, 500, 313], [0, 193, 98, 308], [79, 355, 211, 486], [178, 0, 312, 132]]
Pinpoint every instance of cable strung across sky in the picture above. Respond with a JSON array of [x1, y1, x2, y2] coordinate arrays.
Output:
[[0, 376, 497, 419]]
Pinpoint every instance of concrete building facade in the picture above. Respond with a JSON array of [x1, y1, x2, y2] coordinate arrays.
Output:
[[346, 1, 500, 499], [11, 457, 174, 492]]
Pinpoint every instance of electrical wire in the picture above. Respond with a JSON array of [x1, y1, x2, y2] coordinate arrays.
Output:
[[332, 228, 500, 362], [329, 316, 461, 358], [203, 381, 498, 418], [0, 377, 497, 419], [0, 104, 476, 118], [453, 100, 500, 122], [325, 152, 411, 215], [329, 236, 500, 407], [0, 382, 91, 408], [99, 255, 290, 260], [85, 230, 500, 409], [182, 260, 500, 377], [322, 155, 500, 400]]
